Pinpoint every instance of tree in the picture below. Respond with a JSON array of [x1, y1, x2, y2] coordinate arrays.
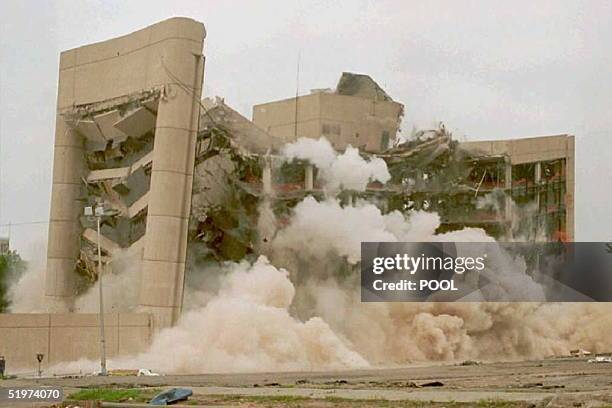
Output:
[[0, 250, 27, 312]]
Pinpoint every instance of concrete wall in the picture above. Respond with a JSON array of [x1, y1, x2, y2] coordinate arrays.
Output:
[[0, 313, 151, 374], [460, 134, 573, 165], [319, 93, 403, 152], [252, 92, 403, 152], [253, 93, 321, 145]]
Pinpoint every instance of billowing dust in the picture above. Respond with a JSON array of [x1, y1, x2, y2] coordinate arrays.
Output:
[[11, 137, 612, 374]]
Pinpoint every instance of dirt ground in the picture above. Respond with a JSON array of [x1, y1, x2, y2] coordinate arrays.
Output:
[[3, 357, 612, 407]]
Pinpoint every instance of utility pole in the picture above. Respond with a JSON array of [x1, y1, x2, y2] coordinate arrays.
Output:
[[293, 52, 301, 139], [96, 207, 107, 376], [85, 205, 108, 376]]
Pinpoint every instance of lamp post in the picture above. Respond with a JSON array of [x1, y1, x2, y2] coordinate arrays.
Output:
[[84, 205, 110, 376]]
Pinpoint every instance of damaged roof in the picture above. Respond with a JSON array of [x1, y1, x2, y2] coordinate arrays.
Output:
[[335, 72, 394, 102], [200, 97, 284, 154]]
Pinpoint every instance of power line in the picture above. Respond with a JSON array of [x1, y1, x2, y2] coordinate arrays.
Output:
[[160, 56, 217, 126]]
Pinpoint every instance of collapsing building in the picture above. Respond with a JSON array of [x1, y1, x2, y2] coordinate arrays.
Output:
[[0, 17, 575, 372], [454, 134, 574, 241], [250, 74, 573, 241], [45, 19, 574, 333], [379, 129, 574, 241], [197, 79, 574, 248]]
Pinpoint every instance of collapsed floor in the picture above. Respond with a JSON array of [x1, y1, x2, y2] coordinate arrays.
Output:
[[188, 101, 570, 272]]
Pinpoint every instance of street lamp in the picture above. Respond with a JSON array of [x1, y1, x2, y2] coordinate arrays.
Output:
[[84, 204, 117, 376]]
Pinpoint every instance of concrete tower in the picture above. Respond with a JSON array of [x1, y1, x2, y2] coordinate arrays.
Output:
[[46, 18, 205, 329]]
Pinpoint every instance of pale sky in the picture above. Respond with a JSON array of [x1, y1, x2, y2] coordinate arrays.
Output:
[[0, 0, 610, 260]]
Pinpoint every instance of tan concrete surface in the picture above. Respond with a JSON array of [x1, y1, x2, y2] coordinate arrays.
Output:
[[0, 313, 151, 373], [253, 89, 403, 152], [46, 18, 206, 328]]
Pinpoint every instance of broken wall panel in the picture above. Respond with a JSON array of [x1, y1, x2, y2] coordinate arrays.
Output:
[[113, 106, 157, 139], [188, 118, 263, 266]]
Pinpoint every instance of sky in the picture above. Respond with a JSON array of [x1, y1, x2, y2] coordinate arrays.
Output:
[[0, 0, 610, 260]]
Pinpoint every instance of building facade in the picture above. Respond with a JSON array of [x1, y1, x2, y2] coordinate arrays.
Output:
[[460, 135, 575, 241], [253, 73, 404, 152]]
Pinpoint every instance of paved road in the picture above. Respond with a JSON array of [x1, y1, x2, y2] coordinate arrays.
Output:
[[3, 358, 612, 405]]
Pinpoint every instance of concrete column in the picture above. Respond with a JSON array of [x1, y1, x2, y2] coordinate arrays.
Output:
[[504, 160, 513, 229], [137, 50, 205, 330], [415, 169, 424, 190], [45, 18, 206, 326], [565, 136, 575, 241], [534, 161, 542, 215], [46, 116, 85, 311], [534, 162, 541, 184], [305, 164, 314, 191], [262, 158, 273, 196]]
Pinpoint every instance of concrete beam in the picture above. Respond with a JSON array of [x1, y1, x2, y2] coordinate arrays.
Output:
[[87, 167, 130, 182], [94, 109, 129, 144], [87, 151, 153, 183], [70, 119, 105, 144], [113, 106, 156, 138], [82, 228, 120, 253]]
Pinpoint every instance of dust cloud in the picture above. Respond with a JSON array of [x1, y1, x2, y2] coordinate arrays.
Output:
[[55, 256, 369, 375], [9, 245, 143, 314], [283, 137, 390, 191], [7, 263, 46, 313], [114, 172, 610, 373], [263, 195, 611, 366], [74, 244, 143, 313], [14, 137, 612, 375], [125, 256, 367, 373]]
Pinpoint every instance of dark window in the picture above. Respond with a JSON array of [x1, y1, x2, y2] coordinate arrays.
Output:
[[322, 123, 341, 136]]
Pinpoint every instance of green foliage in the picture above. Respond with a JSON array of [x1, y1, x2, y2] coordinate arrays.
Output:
[[0, 250, 27, 312], [68, 388, 146, 402]]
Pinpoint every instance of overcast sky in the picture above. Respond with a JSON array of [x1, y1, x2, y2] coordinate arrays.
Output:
[[1, 0, 611, 260]]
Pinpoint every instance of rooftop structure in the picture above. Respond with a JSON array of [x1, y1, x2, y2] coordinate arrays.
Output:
[[252, 72, 404, 152]]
